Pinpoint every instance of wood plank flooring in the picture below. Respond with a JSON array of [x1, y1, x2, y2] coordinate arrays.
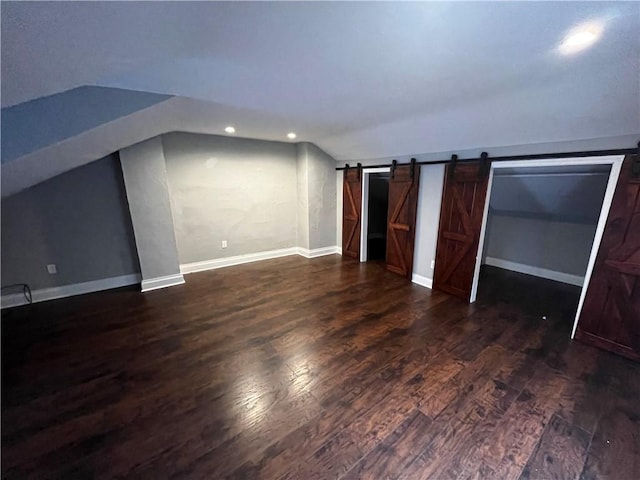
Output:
[[2, 256, 639, 479]]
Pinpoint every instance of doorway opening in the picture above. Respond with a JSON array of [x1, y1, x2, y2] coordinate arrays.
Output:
[[366, 173, 389, 261], [359, 167, 391, 262], [471, 156, 625, 338]]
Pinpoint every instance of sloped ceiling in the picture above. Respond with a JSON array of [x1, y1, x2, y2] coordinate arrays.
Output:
[[1, 1, 639, 195], [490, 165, 611, 223]]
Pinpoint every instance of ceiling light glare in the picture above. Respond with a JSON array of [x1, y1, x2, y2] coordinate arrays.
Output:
[[287, 132, 297, 139], [558, 22, 603, 55], [224, 126, 236, 134]]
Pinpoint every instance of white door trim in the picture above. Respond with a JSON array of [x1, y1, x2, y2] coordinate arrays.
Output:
[[470, 155, 625, 339], [360, 168, 390, 262]]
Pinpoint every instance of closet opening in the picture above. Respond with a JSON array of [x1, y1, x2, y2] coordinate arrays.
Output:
[[366, 173, 390, 261], [359, 168, 390, 262], [470, 157, 624, 339]]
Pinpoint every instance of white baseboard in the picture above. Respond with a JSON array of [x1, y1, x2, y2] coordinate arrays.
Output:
[[411, 273, 433, 289], [180, 246, 341, 275], [484, 257, 584, 287], [337, 247, 342, 255], [141, 273, 185, 292], [180, 247, 299, 274], [1, 274, 141, 309], [297, 246, 340, 258]]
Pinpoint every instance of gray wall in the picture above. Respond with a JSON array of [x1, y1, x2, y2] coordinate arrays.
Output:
[[304, 142, 337, 250], [1, 154, 140, 290], [413, 164, 446, 281], [163, 132, 299, 264], [296, 144, 310, 250], [483, 213, 597, 277], [119, 137, 182, 281]]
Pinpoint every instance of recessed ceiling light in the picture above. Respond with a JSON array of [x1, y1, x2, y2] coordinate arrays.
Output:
[[287, 132, 297, 139], [224, 126, 236, 134], [558, 22, 603, 55]]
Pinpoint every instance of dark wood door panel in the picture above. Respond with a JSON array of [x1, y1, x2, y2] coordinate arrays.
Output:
[[433, 162, 489, 301], [385, 163, 420, 279], [576, 155, 640, 361], [342, 167, 362, 259]]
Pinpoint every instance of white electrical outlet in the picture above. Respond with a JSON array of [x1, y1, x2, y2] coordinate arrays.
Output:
[[222, 240, 228, 248], [47, 264, 58, 274], [430, 260, 435, 269]]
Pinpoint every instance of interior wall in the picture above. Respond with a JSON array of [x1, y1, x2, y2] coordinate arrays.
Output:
[[120, 137, 182, 283], [413, 164, 446, 282], [163, 132, 299, 264], [304, 142, 337, 250], [483, 213, 598, 279], [1, 154, 140, 291], [296, 144, 310, 250]]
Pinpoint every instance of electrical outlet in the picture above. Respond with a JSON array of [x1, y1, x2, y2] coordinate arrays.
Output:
[[430, 260, 435, 269], [47, 264, 58, 274], [222, 240, 228, 248]]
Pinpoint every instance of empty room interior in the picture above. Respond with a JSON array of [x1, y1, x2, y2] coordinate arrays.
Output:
[[1, 2, 639, 479]]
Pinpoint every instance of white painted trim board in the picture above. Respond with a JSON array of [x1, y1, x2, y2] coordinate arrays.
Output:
[[141, 273, 185, 292], [297, 246, 340, 258], [180, 246, 341, 274], [484, 257, 584, 287], [1, 274, 141, 309], [411, 273, 433, 289]]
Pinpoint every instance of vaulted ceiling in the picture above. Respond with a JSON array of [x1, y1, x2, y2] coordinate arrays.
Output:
[[2, 1, 639, 196], [490, 164, 611, 223]]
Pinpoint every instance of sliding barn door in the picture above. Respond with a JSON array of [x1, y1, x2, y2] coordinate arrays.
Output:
[[433, 162, 490, 300], [386, 164, 420, 279], [342, 167, 362, 259], [576, 155, 640, 361]]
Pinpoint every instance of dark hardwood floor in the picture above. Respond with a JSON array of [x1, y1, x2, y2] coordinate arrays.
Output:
[[2, 257, 639, 479]]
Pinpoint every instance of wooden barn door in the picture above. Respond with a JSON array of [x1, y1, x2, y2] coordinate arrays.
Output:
[[342, 166, 362, 259], [386, 162, 420, 279], [576, 154, 640, 361], [433, 161, 490, 300]]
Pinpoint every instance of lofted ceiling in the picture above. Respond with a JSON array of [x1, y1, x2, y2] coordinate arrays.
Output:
[[490, 164, 611, 223], [1, 1, 639, 195]]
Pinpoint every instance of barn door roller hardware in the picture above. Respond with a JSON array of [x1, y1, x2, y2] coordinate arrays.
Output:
[[449, 154, 458, 176], [357, 162, 363, 180], [410, 158, 417, 179], [633, 142, 640, 178], [337, 145, 638, 171], [391, 159, 398, 179], [480, 152, 490, 177]]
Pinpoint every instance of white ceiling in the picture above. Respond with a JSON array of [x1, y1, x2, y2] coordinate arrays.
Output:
[[2, 1, 639, 168]]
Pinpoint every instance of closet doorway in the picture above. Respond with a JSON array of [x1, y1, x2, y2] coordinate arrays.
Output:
[[360, 169, 390, 262], [358, 164, 420, 279], [471, 156, 626, 345]]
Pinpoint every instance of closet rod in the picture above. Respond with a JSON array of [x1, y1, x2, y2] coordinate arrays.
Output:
[[335, 144, 639, 171]]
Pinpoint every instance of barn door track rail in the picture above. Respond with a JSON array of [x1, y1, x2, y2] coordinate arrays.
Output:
[[336, 142, 640, 174]]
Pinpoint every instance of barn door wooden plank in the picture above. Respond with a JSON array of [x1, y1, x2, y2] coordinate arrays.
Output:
[[576, 154, 640, 361], [385, 163, 420, 279], [342, 167, 362, 259], [433, 162, 490, 301]]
